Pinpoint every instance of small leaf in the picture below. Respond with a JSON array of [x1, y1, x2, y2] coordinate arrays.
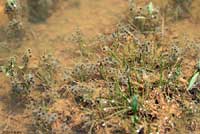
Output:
[[131, 115, 139, 124], [7, 0, 17, 8], [147, 2, 153, 15], [188, 71, 199, 90], [1, 66, 7, 73], [128, 76, 132, 96], [18, 65, 24, 69], [6, 72, 10, 77], [132, 95, 138, 113], [1, 66, 10, 76]]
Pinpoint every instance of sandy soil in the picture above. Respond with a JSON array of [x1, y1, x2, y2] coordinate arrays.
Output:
[[0, 0, 199, 133], [0, 0, 128, 133]]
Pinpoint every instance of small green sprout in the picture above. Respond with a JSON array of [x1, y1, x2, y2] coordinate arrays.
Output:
[[1, 57, 16, 77], [131, 95, 139, 124], [6, 0, 17, 10], [131, 95, 138, 114], [187, 60, 200, 90], [147, 2, 154, 15]]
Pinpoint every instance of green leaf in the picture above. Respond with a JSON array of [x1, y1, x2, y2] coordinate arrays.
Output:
[[132, 95, 138, 113], [131, 115, 139, 124], [1, 66, 6, 73], [128, 76, 132, 96], [7, 0, 17, 8], [1, 67, 10, 77], [188, 71, 199, 90], [147, 2, 153, 15]]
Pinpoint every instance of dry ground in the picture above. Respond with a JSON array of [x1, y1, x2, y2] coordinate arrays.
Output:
[[0, 0, 200, 134]]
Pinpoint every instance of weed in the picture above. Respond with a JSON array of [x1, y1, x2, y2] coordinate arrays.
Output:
[[0, 50, 62, 105], [78, 23, 185, 133], [102, 80, 137, 117], [71, 56, 118, 81], [70, 28, 88, 56], [69, 83, 94, 107], [5, 0, 25, 41], [187, 60, 200, 102], [35, 53, 60, 90], [6, 19, 25, 41], [71, 63, 98, 81], [129, 1, 161, 34], [32, 107, 58, 134], [1, 49, 33, 102], [0, 1, 199, 133], [5, 0, 20, 20]]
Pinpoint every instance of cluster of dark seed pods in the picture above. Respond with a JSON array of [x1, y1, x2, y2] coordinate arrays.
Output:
[[71, 57, 118, 81]]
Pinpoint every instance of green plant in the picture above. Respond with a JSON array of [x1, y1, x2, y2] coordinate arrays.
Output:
[[97, 78, 139, 124], [187, 60, 200, 102], [35, 53, 60, 89], [1, 49, 34, 101], [129, 1, 161, 34], [70, 28, 88, 56], [6, 0, 17, 11], [130, 95, 139, 126], [6, 19, 25, 41], [187, 60, 200, 91], [32, 107, 58, 134]]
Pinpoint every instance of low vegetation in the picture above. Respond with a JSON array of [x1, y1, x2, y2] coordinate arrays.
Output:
[[0, 0, 199, 134]]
